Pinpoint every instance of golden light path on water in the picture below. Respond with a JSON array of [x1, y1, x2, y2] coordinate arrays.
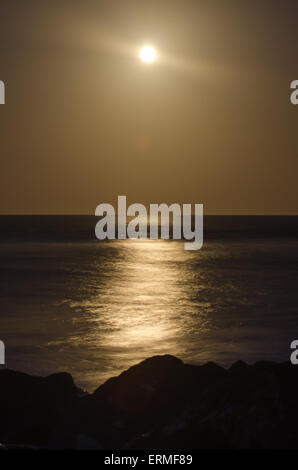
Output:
[[101, 240, 184, 346], [64, 239, 211, 388]]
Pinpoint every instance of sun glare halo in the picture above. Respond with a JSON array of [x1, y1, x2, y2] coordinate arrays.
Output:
[[140, 46, 156, 63]]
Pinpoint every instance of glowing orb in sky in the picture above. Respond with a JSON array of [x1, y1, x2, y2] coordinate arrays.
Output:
[[140, 46, 156, 63]]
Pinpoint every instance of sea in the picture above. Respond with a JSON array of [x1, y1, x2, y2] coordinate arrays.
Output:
[[0, 215, 297, 391]]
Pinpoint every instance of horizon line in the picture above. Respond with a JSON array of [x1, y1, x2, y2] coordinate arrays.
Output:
[[1, 213, 298, 217]]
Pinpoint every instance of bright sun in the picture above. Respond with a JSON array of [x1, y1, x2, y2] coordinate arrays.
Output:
[[140, 46, 156, 63]]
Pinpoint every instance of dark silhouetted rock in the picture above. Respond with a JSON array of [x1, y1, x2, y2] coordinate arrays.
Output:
[[0, 369, 77, 447], [1, 355, 298, 449]]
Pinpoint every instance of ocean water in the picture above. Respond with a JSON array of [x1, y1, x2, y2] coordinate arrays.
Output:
[[0, 216, 297, 391]]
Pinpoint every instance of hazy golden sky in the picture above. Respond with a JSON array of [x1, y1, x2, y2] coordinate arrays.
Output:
[[0, 0, 298, 214]]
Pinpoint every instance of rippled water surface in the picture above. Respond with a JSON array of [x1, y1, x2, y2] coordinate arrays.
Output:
[[1, 236, 298, 391]]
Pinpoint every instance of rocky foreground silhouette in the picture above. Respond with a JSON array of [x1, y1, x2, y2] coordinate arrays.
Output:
[[0, 355, 298, 449]]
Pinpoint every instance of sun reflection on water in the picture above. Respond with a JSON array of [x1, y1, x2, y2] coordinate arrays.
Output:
[[64, 239, 207, 385], [77, 240, 191, 347]]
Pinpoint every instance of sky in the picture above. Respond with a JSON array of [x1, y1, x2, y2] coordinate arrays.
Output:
[[0, 0, 298, 214]]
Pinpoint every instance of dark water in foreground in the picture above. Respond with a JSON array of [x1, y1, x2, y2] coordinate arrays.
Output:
[[0, 216, 297, 391]]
